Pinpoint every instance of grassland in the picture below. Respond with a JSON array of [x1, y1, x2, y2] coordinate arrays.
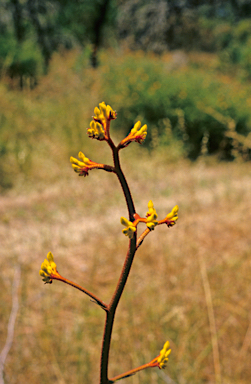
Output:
[[0, 49, 251, 384]]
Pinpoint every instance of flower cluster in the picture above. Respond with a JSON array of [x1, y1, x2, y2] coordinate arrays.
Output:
[[70, 151, 104, 176], [120, 201, 179, 238], [146, 200, 158, 230], [87, 102, 117, 140], [119, 121, 147, 147], [87, 120, 105, 140], [165, 205, 179, 227], [130, 121, 147, 144], [157, 341, 172, 369], [120, 217, 136, 239], [39, 252, 58, 283]]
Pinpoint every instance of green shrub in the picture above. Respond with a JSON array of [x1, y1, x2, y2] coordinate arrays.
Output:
[[100, 53, 251, 159]]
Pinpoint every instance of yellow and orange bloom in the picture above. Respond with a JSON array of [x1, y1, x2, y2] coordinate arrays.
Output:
[[39, 252, 59, 283], [119, 121, 147, 148], [120, 217, 136, 238], [157, 341, 172, 369], [70, 151, 106, 176]]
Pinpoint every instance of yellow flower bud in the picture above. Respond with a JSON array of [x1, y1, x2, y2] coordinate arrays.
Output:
[[165, 205, 179, 220], [131, 121, 142, 135], [157, 341, 171, 369]]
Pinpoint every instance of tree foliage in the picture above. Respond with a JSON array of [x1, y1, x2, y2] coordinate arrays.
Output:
[[1, 0, 251, 86]]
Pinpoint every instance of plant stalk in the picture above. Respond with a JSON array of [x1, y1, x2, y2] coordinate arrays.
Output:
[[99, 145, 137, 383]]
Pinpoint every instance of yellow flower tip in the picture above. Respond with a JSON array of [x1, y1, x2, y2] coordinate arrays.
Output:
[[157, 341, 171, 369], [120, 217, 130, 226], [94, 106, 100, 116], [106, 105, 117, 120], [99, 101, 107, 115], [78, 151, 91, 164], [131, 121, 142, 135], [47, 251, 54, 262], [70, 156, 77, 164]]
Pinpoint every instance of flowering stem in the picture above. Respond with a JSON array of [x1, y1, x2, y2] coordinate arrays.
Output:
[[99, 144, 137, 384], [51, 274, 108, 311]]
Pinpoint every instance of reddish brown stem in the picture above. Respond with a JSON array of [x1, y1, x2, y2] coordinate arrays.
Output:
[[51, 274, 108, 311], [99, 143, 137, 384]]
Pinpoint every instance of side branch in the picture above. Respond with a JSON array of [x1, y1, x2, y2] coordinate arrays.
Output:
[[51, 274, 108, 311]]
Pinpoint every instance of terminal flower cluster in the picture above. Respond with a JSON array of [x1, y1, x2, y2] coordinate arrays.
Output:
[[39, 252, 58, 283], [87, 101, 117, 140]]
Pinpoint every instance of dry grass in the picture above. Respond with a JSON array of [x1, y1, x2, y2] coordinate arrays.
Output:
[[0, 49, 251, 384], [0, 153, 251, 384]]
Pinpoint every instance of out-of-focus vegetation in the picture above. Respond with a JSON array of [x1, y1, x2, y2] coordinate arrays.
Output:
[[1, 46, 251, 192], [1, 0, 251, 187], [1, 0, 251, 81], [100, 52, 251, 160]]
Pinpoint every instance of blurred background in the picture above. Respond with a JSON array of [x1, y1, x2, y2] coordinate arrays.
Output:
[[0, 0, 251, 383]]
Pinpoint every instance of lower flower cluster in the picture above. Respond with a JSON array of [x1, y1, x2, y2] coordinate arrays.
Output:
[[120, 201, 179, 238]]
